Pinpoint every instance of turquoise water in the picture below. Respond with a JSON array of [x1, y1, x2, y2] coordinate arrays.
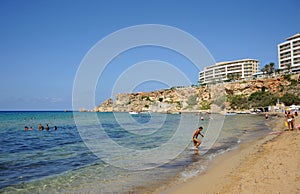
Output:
[[0, 111, 271, 193]]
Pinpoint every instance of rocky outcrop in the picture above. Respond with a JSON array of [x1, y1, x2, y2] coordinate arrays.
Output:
[[95, 86, 214, 113], [94, 98, 114, 112], [224, 77, 290, 97], [94, 76, 294, 112]]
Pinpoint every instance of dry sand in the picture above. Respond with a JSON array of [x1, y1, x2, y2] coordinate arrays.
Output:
[[162, 114, 300, 194]]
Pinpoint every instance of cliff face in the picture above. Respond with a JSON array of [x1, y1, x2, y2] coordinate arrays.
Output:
[[95, 86, 211, 113], [94, 76, 293, 112], [224, 77, 290, 96]]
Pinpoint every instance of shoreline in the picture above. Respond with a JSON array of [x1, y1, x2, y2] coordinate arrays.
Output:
[[158, 113, 300, 194]]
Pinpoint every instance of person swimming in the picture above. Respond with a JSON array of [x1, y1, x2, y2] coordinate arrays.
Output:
[[38, 124, 44, 131]]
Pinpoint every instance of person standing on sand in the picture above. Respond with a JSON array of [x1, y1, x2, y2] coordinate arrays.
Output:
[[192, 126, 204, 149], [284, 110, 288, 118], [286, 111, 294, 131]]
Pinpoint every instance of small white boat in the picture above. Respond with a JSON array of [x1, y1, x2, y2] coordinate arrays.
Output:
[[140, 111, 150, 114], [129, 112, 138, 115], [237, 111, 248, 114], [224, 112, 237, 116]]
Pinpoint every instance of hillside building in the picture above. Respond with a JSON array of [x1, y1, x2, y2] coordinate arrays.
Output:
[[199, 59, 260, 84], [278, 33, 300, 74]]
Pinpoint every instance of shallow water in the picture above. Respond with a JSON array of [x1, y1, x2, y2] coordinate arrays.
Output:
[[0, 111, 271, 193]]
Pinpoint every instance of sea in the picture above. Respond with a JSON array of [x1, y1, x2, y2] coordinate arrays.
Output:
[[0, 111, 272, 193]]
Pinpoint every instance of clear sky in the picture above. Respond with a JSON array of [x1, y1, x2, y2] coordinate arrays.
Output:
[[0, 0, 299, 110]]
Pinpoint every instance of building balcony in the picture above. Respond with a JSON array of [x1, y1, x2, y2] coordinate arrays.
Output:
[[279, 43, 290, 48], [281, 57, 292, 61], [279, 47, 291, 52], [280, 55, 291, 60], [293, 44, 300, 49]]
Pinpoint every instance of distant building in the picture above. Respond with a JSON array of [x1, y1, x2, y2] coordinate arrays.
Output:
[[278, 33, 300, 74], [199, 59, 260, 84], [252, 71, 264, 79]]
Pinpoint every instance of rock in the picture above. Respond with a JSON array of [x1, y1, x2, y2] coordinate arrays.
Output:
[[94, 76, 294, 113]]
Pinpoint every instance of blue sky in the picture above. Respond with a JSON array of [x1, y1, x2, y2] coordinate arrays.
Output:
[[0, 0, 299, 110]]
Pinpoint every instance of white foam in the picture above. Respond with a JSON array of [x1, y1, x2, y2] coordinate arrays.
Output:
[[207, 147, 235, 161], [180, 165, 205, 181]]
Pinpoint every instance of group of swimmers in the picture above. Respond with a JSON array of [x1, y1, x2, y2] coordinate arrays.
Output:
[[24, 124, 57, 131]]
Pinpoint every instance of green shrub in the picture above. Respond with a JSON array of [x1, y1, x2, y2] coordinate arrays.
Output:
[[248, 91, 278, 107], [290, 79, 298, 87], [213, 94, 226, 108], [284, 74, 291, 81], [176, 101, 183, 109], [228, 95, 249, 110], [199, 101, 211, 110], [187, 94, 198, 106], [141, 96, 152, 101], [280, 93, 300, 106]]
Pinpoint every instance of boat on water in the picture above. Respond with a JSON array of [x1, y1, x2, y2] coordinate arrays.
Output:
[[167, 112, 181, 114], [140, 111, 151, 114], [224, 112, 237, 116], [129, 112, 139, 115], [237, 111, 249, 114]]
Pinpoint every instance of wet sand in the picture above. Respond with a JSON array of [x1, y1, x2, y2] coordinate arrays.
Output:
[[162, 114, 300, 194]]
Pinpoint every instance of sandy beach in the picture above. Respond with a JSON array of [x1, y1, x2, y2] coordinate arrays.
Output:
[[163, 114, 300, 194]]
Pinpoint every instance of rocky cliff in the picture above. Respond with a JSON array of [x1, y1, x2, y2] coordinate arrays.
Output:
[[224, 76, 291, 96], [95, 86, 212, 113], [94, 76, 296, 112]]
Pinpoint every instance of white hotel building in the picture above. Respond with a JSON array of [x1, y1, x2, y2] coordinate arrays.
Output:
[[278, 33, 300, 74], [199, 59, 259, 84]]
